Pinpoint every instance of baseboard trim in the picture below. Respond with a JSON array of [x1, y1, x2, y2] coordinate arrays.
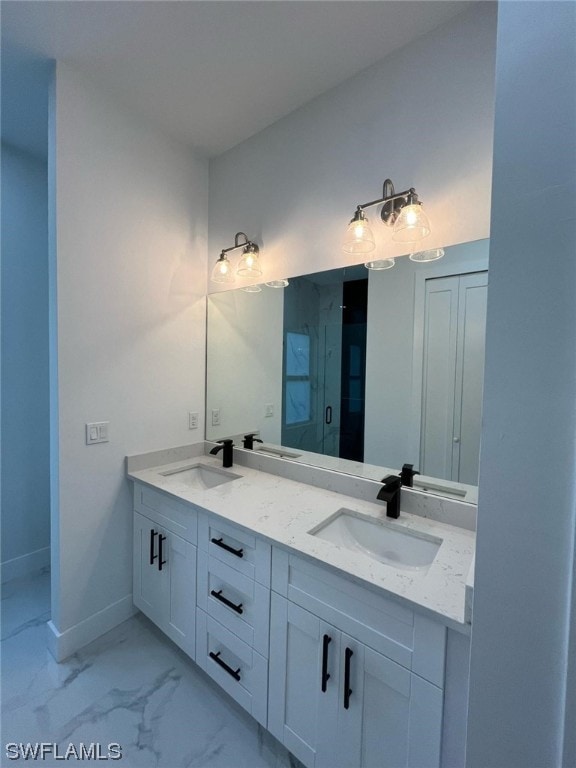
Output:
[[1, 546, 50, 583], [47, 594, 137, 662]]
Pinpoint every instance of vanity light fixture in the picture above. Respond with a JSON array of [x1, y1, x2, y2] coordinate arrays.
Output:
[[343, 178, 431, 255], [210, 232, 262, 284], [241, 284, 262, 293], [265, 279, 289, 288]]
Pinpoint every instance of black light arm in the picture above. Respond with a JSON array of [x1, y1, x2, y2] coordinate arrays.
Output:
[[220, 231, 259, 257], [352, 178, 421, 226]]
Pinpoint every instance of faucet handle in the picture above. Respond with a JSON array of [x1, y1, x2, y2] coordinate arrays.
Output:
[[380, 474, 402, 490]]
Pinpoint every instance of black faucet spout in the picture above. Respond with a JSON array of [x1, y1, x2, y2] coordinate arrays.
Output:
[[209, 439, 234, 468], [377, 475, 402, 519]]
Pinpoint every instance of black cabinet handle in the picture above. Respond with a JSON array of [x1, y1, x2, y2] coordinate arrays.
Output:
[[209, 651, 241, 681], [158, 534, 167, 571], [325, 405, 332, 425], [149, 530, 158, 565], [344, 647, 353, 710], [321, 634, 332, 692], [211, 589, 244, 615], [211, 537, 244, 558]]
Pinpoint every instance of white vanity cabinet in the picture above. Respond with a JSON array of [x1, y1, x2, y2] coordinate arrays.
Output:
[[132, 484, 197, 658], [269, 551, 445, 768]]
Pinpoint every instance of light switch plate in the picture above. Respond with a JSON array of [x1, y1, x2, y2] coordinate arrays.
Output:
[[265, 403, 274, 418], [86, 422, 109, 445]]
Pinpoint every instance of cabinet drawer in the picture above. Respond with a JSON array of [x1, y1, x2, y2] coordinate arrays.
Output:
[[272, 549, 445, 687], [198, 513, 271, 586], [197, 549, 270, 656], [134, 483, 198, 544], [196, 609, 268, 727]]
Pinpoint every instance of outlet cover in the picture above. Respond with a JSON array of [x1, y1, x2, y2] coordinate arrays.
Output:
[[265, 403, 274, 418], [189, 412, 199, 430], [211, 408, 221, 426]]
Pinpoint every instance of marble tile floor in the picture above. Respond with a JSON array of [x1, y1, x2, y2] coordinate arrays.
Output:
[[1, 570, 301, 768]]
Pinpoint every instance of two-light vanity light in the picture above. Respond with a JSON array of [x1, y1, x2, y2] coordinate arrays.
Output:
[[343, 178, 443, 269], [210, 231, 289, 289]]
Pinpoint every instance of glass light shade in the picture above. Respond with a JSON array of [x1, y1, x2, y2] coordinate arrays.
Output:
[[241, 284, 262, 293], [237, 247, 262, 277], [265, 279, 289, 288], [392, 203, 431, 243], [409, 247, 445, 263], [365, 258, 395, 270], [210, 254, 234, 283], [343, 215, 376, 254]]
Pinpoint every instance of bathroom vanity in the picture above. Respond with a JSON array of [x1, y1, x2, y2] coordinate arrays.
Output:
[[128, 444, 475, 768]]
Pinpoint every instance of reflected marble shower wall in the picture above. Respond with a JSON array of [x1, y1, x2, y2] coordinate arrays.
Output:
[[1, 571, 301, 768], [281, 276, 344, 457]]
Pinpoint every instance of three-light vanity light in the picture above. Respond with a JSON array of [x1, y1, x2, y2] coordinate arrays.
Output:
[[343, 178, 442, 270]]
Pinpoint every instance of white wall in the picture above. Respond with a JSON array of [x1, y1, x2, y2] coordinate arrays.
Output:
[[1, 142, 50, 581], [467, 2, 576, 765], [208, 3, 496, 291], [49, 64, 208, 658], [206, 288, 283, 443]]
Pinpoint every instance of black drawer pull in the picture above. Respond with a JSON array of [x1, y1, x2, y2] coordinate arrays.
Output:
[[149, 529, 158, 565], [209, 651, 241, 681], [211, 589, 244, 615], [158, 534, 167, 571], [344, 647, 353, 710], [211, 537, 244, 558], [321, 634, 331, 692]]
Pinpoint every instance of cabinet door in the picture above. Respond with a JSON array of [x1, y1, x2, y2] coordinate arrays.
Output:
[[268, 595, 338, 768], [350, 645, 443, 768], [133, 511, 168, 626], [163, 530, 196, 659], [133, 512, 196, 659]]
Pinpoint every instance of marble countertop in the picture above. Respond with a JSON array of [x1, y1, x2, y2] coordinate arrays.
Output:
[[128, 454, 475, 632]]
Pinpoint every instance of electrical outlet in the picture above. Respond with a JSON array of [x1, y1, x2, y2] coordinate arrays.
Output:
[[86, 422, 109, 445], [188, 412, 199, 430], [211, 408, 221, 426], [265, 403, 274, 418]]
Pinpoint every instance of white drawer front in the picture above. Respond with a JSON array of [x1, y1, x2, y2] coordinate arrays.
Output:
[[198, 513, 271, 586], [197, 549, 270, 656], [134, 483, 198, 544], [196, 609, 268, 727]]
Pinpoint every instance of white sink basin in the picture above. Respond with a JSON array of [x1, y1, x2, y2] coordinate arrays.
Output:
[[311, 509, 442, 570], [158, 463, 240, 490]]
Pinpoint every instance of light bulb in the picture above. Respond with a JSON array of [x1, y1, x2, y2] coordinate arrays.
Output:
[[210, 253, 234, 283], [392, 202, 431, 243], [343, 212, 376, 255], [237, 245, 262, 277]]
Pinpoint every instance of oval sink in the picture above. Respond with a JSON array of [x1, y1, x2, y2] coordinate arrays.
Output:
[[158, 463, 240, 490], [310, 509, 442, 570]]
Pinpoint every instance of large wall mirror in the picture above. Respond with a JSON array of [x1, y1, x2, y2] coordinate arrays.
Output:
[[206, 238, 489, 502]]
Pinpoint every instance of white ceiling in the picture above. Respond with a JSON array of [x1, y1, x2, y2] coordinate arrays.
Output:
[[1, 1, 470, 159]]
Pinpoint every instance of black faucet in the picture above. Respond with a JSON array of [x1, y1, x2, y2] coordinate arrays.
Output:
[[209, 439, 234, 468], [399, 463, 420, 488], [377, 475, 402, 519], [242, 433, 263, 450]]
